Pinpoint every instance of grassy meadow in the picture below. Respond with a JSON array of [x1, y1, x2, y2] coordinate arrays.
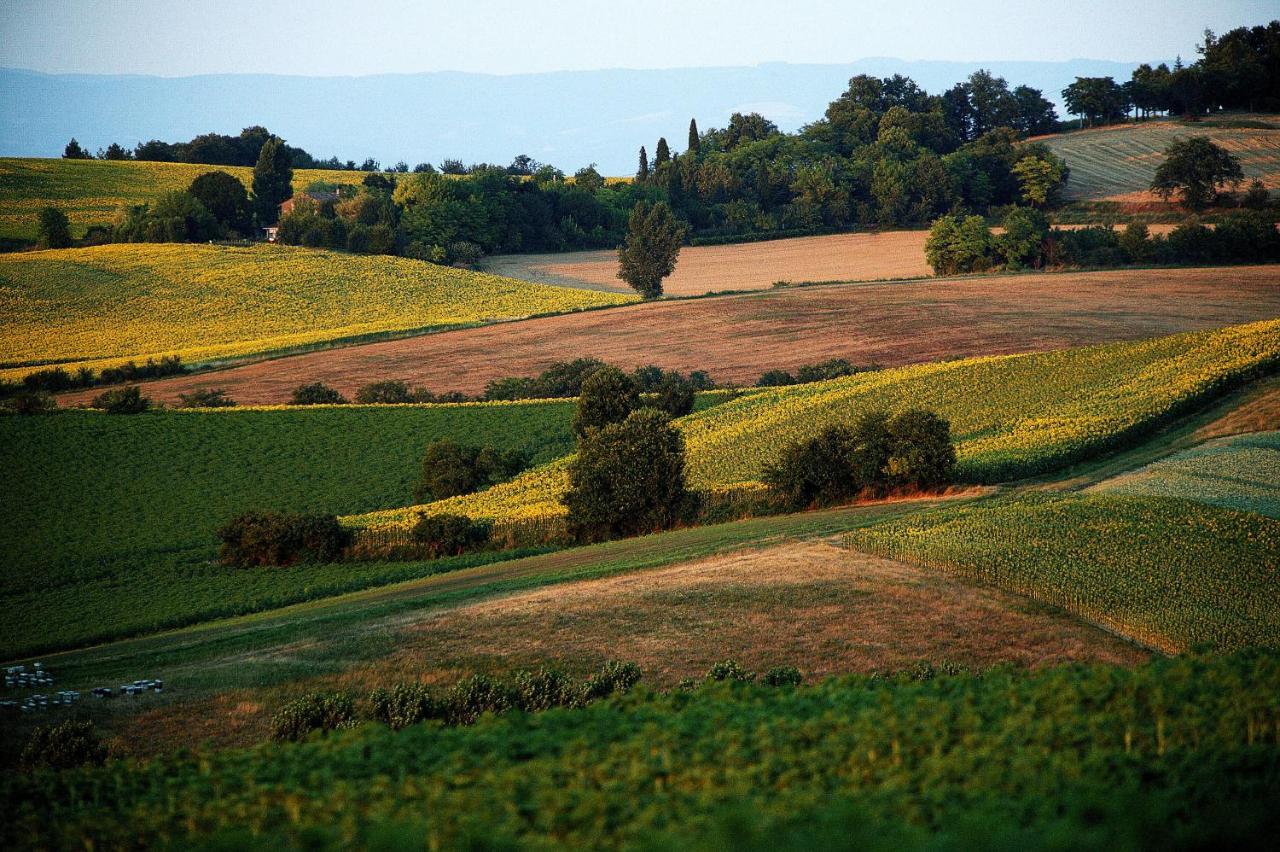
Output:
[[0, 243, 635, 379], [0, 157, 371, 242], [357, 319, 1280, 528]]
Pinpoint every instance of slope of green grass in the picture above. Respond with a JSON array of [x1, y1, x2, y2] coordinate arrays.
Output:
[[5, 651, 1277, 850], [362, 320, 1280, 527], [0, 403, 576, 657], [0, 243, 634, 379], [1093, 431, 1280, 518], [846, 493, 1280, 653], [0, 157, 371, 242], [1039, 116, 1280, 201]]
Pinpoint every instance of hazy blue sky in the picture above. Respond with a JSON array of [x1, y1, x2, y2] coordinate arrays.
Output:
[[1, 0, 1273, 77]]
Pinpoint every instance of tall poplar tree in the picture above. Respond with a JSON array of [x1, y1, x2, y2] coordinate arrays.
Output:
[[252, 136, 294, 227], [637, 146, 649, 181], [687, 118, 700, 154]]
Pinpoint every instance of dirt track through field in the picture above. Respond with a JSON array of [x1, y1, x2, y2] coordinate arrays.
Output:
[[61, 265, 1280, 406]]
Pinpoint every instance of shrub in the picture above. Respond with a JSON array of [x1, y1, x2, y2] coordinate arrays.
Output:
[[762, 424, 861, 509], [414, 439, 527, 503], [368, 683, 441, 730], [1118, 222, 1154, 263], [355, 380, 414, 404], [270, 691, 357, 742], [996, 207, 1049, 270], [925, 214, 995, 274], [483, 376, 540, 401], [1242, 179, 1270, 210], [580, 661, 642, 701], [573, 366, 640, 437], [795, 359, 860, 383], [885, 409, 956, 489], [20, 720, 108, 770], [757, 369, 796, 387], [91, 386, 150, 414], [705, 660, 754, 682], [22, 367, 80, 393], [410, 513, 492, 558], [656, 373, 696, 418], [36, 207, 73, 249], [5, 391, 57, 415], [565, 408, 694, 542], [512, 668, 577, 712], [445, 674, 514, 726], [176, 388, 234, 408], [289, 382, 347, 405], [762, 665, 804, 687], [217, 510, 352, 567]]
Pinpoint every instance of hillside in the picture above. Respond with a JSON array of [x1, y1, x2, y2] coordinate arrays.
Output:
[[358, 320, 1280, 528], [1039, 115, 1280, 203], [0, 243, 634, 380], [54, 264, 1280, 406], [0, 157, 373, 242]]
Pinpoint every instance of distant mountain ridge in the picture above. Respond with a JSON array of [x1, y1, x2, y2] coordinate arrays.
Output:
[[0, 59, 1145, 174]]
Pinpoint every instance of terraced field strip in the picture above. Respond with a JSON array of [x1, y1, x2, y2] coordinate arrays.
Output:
[[56, 264, 1280, 406]]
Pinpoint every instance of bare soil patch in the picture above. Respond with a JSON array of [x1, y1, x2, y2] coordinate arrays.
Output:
[[64, 265, 1280, 406]]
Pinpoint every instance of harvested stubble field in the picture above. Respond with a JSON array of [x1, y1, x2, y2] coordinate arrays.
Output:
[[484, 226, 1181, 297], [72, 264, 1280, 407], [483, 230, 936, 295], [1039, 115, 1280, 203]]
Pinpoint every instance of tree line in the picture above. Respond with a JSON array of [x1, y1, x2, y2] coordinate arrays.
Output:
[[1062, 21, 1280, 126], [62, 125, 371, 172]]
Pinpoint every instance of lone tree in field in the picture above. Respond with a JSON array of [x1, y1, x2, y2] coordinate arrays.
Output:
[[617, 201, 686, 299], [1151, 137, 1244, 210], [36, 207, 72, 249], [564, 407, 693, 542], [252, 136, 294, 226]]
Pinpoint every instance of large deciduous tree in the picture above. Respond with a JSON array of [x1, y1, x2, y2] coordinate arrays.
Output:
[[1151, 137, 1243, 210], [617, 201, 686, 299], [189, 170, 252, 235]]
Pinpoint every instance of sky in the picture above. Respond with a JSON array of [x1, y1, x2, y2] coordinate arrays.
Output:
[[1, 0, 1274, 77]]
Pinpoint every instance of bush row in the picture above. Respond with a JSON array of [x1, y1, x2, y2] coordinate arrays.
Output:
[[271, 659, 803, 743]]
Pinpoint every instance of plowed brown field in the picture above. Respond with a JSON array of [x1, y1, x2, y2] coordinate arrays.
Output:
[[58, 265, 1280, 406]]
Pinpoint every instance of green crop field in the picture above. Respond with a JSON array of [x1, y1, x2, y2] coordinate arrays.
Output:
[[0, 157, 373, 243], [1094, 430, 1280, 518], [0, 402, 577, 657], [361, 320, 1280, 528], [846, 492, 1280, 653], [0, 243, 634, 380], [4, 650, 1277, 850], [1039, 116, 1280, 201]]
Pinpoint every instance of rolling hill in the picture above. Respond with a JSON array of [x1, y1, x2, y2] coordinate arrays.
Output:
[[0, 243, 634, 379], [0, 157, 373, 242], [355, 319, 1280, 528], [1039, 115, 1280, 203]]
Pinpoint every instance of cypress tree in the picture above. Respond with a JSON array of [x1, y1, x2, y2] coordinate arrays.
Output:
[[252, 136, 294, 227], [637, 146, 649, 182], [687, 119, 700, 154], [655, 137, 671, 165]]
